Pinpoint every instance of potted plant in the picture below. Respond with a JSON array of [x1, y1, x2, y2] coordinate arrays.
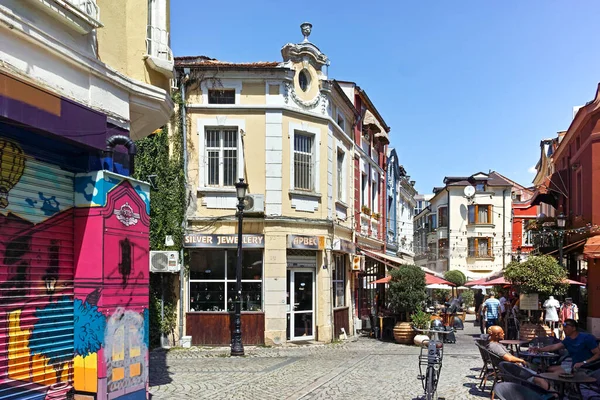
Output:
[[372, 212, 380, 221], [388, 265, 427, 344], [361, 205, 371, 215], [410, 309, 431, 346]]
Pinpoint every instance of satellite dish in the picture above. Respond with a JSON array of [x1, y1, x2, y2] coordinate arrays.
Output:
[[464, 185, 475, 198]]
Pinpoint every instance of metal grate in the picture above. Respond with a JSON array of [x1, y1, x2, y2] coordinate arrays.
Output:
[[294, 133, 313, 191], [206, 129, 237, 187]]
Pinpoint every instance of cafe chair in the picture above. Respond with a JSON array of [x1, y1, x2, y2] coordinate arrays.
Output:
[[494, 382, 550, 400], [475, 343, 493, 391], [498, 362, 558, 398]]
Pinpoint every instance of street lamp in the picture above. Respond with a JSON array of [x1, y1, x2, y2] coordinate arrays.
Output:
[[557, 213, 566, 267], [231, 178, 248, 356]]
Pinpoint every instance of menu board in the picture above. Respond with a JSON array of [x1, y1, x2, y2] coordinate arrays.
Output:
[[519, 293, 539, 310]]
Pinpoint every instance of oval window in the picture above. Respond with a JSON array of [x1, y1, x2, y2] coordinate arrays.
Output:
[[298, 70, 310, 92]]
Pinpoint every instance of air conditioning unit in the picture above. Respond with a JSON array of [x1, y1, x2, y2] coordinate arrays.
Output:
[[244, 194, 264, 214], [351, 255, 364, 271], [150, 251, 180, 273]]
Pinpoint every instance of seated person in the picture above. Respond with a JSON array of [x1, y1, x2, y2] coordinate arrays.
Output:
[[535, 319, 600, 374], [487, 326, 549, 390]]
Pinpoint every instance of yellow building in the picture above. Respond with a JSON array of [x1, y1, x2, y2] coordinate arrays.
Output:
[[176, 23, 359, 345]]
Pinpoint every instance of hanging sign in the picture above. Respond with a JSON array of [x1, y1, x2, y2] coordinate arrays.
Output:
[[333, 238, 356, 254]]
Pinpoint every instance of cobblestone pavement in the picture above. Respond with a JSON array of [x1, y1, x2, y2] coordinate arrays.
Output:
[[149, 315, 489, 399]]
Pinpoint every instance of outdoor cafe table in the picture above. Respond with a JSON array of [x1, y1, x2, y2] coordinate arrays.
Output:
[[538, 372, 596, 399], [519, 351, 560, 372], [499, 339, 529, 355]]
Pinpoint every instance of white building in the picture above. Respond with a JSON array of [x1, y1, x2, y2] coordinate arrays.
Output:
[[415, 172, 513, 278]]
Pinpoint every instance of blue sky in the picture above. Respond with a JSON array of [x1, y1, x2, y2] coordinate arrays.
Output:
[[171, 1, 600, 194]]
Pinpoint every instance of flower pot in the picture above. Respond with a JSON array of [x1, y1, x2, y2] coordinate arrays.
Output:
[[414, 334, 430, 346], [393, 321, 416, 344]]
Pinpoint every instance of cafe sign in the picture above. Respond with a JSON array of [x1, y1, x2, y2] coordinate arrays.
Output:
[[184, 234, 264, 248], [287, 235, 325, 250], [333, 238, 355, 254]]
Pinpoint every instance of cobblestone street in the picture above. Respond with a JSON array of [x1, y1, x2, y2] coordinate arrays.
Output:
[[149, 315, 489, 399]]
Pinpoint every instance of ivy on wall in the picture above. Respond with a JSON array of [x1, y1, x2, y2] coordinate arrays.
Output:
[[133, 93, 185, 347]]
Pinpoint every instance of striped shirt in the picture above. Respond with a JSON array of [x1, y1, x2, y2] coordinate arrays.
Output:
[[484, 298, 501, 321]]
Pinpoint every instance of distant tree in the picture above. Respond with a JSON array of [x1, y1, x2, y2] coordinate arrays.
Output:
[[504, 255, 569, 296], [388, 265, 427, 316], [444, 270, 466, 287]]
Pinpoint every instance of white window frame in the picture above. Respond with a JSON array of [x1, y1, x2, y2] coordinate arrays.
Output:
[[336, 112, 346, 133], [523, 221, 534, 246], [197, 117, 245, 190], [289, 122, 320, 193], [361, 173, 368, 208], [336, 140, 349, 204], [201, 80, 242, 105], [371, 178, 378, 213], [205, 128, 239, 187]]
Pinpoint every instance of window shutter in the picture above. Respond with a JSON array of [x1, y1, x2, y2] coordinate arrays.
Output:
[[474, 238, 478, 257], [488, 238, 492, 257], [488, 205, 492, 224]]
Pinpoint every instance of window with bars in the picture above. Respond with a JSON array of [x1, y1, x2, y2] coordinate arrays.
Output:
[[294, 132, 314, 191], [205, 129, 238, 187], [332, 254, 346, 308], [337, 151, 344, 200], [468, 238, 493, 258], [468, 204, 492, 224], [438, 206, 448, 227], [208, 89, 235, 104]]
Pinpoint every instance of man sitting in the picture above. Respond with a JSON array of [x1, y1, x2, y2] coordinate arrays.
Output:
[[536, 319, 600, 374], [487, 325, 549, 390]]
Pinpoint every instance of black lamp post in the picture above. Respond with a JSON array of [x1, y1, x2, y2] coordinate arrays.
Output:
[[557, 213, 566, 267], [231, 178, 248, 356]]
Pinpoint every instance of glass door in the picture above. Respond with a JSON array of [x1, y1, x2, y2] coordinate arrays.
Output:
[[286, 269, 315, 341]]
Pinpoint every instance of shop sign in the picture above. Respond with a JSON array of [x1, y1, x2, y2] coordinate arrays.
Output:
[[519, 293, 539, 310], [287, 235, 325, 250], [183, 234, 264, 248], [333, 238, 355, 254]]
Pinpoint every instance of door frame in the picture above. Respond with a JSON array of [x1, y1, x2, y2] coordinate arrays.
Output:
[[287, 268, 316, 341]]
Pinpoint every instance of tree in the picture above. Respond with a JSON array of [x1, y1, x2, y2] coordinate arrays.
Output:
[[444, 270, 466, 287], [504, 255, 569, 296], [387, 264, 427, 316]]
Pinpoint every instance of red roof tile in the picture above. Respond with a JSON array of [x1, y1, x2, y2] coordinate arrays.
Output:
[[175, 56, 280, 69]]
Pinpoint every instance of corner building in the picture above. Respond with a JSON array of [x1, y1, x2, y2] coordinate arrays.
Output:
[[177, 24, 359, 345]]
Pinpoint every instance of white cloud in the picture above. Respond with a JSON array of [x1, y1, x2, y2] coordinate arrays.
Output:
[[527, 166, 537, 174]]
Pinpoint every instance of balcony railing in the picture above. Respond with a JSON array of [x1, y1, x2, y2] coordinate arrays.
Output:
[[30, 0, 103, 34], [67, 0, 100, 21], [145, 25, 174, 76]]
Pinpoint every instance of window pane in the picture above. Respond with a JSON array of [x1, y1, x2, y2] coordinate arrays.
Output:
[[478, 206, 488, 224], [207, 150, 219, 185], [468, 205, 475, 224], [294, 134, 313, 190], [468, 238, 475, 257], [223, 130, 237, 148], [478, 239, 488, 256], [227, 282, 262, 311], [335, 282, 345, 307], [227, 250, 263, 280], [190, 251, 225, 280], [189, 282, 225, 312], [223, 149, 237, 187], [206, 130, 219, 148], [208, 89, 235, 104]]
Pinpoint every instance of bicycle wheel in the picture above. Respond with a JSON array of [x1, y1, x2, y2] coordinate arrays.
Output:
[[426, 365, 435, 400]]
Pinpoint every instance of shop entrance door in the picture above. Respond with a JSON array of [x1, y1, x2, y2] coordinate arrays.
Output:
[[287, 269, 315, 341]]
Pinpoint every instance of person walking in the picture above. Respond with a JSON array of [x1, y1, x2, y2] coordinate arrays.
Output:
[[483, 293, 501, 327], [474, 289, 484, 327], [543, 295, 560, 337], [478, 294, 489, 334]]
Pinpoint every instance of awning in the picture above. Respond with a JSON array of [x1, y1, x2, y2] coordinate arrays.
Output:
[[546, 239, 586, 256], [361, 249, 441, 277], [530, 170, 569, 207], [584, 236, 600, 259]]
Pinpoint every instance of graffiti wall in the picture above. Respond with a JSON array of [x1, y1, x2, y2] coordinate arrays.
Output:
[[0, 136, 150, 400]]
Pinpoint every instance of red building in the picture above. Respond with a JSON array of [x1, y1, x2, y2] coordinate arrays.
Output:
[[511, 185, 539, 260], [531, 83, 600, 336]]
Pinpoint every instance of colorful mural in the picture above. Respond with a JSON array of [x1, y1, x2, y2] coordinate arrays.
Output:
[[0, 136, 150, 400]]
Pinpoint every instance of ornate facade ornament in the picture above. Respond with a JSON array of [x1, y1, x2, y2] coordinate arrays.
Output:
[[286, 82, 321, 109], [114, 202, 140, 227]]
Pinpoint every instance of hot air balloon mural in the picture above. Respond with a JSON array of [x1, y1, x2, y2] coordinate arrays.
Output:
[[0, 139, 26, 209]]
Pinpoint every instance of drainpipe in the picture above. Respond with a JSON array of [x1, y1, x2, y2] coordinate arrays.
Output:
[[503, 189, 507, 269], [104, 135, 137, 175], [178, 69, 189, 345]]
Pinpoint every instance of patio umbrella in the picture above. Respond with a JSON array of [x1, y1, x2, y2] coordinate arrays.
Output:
[[426, 283, 454, 290], [425, 274, 454, 286], [372, 275, 391, 284], [564, 278, 585, 286], [456, 286, 470, 290], [470, 285, 491, 290], [484, 276, 509, 286], [465, 277, 492, 286]]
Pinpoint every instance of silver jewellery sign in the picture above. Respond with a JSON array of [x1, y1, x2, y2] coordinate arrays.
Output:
[[183, 234, 265, 248]]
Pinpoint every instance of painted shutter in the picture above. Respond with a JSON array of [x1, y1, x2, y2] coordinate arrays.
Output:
[[0, 139, 75, 399]]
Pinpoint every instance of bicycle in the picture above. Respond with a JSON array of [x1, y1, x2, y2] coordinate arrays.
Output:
[[416, 328, 450, 400]]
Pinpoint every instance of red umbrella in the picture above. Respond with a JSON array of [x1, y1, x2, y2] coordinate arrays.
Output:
[[485, 276, 508, 286], [371, 274, 454, 286], [564, 278, 585, 286], [465, 277, 491, 287]]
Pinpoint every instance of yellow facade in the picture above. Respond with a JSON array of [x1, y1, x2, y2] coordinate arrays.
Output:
[[97, 0, 171, 91]]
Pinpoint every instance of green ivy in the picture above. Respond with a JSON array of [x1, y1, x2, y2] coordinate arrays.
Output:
[[133, 93, 186, 348]]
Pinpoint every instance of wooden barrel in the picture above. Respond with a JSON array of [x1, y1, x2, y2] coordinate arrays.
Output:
[[519, 323, 551, 341], [393, 321, 416, 344]]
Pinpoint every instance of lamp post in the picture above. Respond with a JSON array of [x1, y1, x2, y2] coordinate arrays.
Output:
[[231, 178, 248, 356], [557, 213, 566, 267]]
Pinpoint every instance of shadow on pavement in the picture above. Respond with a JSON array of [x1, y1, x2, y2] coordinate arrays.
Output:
[[149, 348, 173, 389], [463, 382, 490, 398]]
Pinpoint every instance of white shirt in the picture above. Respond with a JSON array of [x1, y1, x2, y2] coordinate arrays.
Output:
[[543, 298, 560, 321]]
